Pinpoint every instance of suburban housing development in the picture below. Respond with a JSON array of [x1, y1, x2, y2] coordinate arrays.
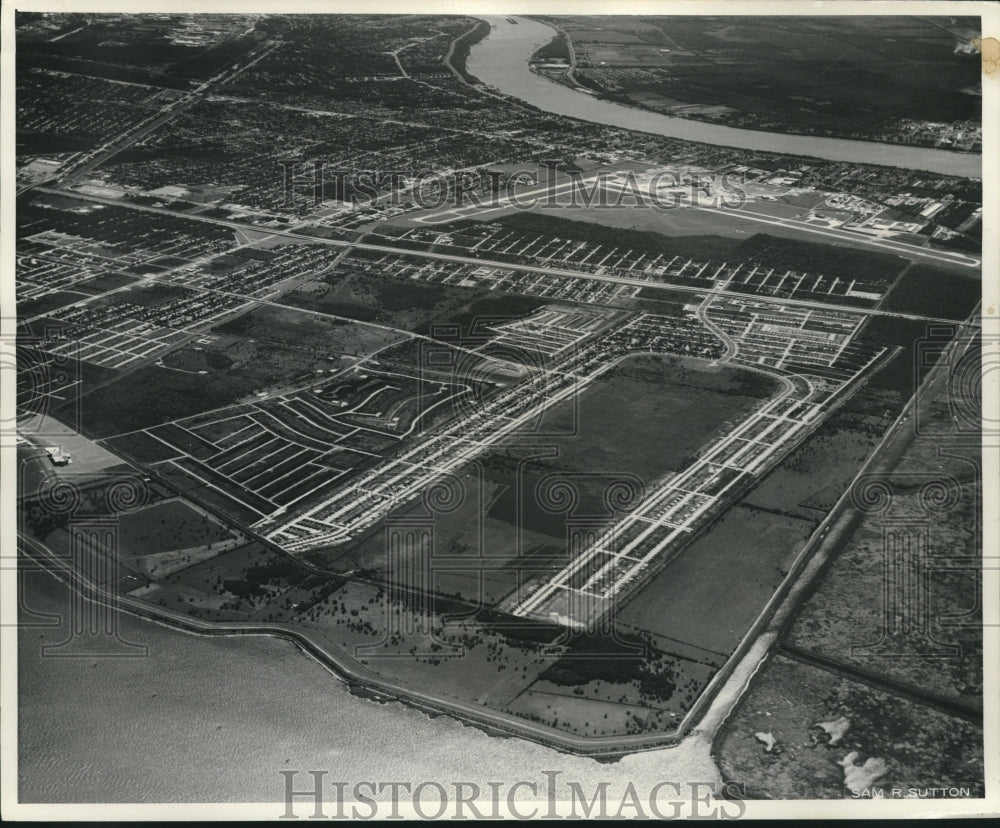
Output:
[[12, 8, 987, 807]]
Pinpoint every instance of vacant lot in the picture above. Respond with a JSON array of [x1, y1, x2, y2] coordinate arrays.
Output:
[[300, 470, 560, 608], [617, 504, 814, 657], [214, 303, 407, 358], [282, 261, 484, 332], [117, 499, 233, 557], [536, 354, 777, 478]]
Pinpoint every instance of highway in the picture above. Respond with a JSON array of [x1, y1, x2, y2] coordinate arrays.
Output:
[[412, 174, 980, 271], [58, 42, 281, 184], [32, 187, 974, 326], [17, 41, 280, 197]]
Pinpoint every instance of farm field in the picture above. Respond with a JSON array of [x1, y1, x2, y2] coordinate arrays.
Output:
[[116, 499, 235, 556]]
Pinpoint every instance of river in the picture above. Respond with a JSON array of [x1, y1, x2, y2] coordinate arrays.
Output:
[[466, 17, 982, 180]]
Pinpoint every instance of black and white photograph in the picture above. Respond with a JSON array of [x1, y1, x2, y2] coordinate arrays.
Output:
[[2, 0, 997, 819]]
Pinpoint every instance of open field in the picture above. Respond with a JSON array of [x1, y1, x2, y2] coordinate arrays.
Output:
[[536, 354, 777, 476], [617, 504, 814, 657], [281, 260, 488, 332], [742, 416, 884, 520], [880, 264, 982, 321], [116, 498, 233, 555]]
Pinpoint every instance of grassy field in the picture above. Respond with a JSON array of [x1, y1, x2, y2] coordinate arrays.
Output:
[[117, 499, 234, 556], [213, 303, 407, 357], [281, 260, 486, 333], [16, 291, 86, 320], [412, 292, 552, 344], [880, 264, 981, 321], [154, 462, 264, 527], [742, 420, 881, 520], [616, 336, 921, 659], [298, 468, 562, 608], [75, 273, 143, 294], [115, 498, 240, 578], [617, 504, 814, 657], [536, 354, 777, 476], [505, 686, 666, 738]]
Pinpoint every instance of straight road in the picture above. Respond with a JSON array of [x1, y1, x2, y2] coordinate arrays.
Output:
[[32, 187, 973, 326], [778, 643, 981, 723], [413, 174, 980, 271], [23, 40, 280, 193]]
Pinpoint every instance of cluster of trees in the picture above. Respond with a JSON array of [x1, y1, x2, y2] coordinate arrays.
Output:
[[531, 32, 570, 63], [449, 19, 491, 83], [535, 629, 682, 704]]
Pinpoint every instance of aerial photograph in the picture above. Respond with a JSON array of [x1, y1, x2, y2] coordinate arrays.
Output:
[[4, 0, 995, 819]]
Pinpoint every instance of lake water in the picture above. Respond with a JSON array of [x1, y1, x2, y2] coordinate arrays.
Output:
[[467, 17, 982, 180], [18, 569, 718, 805]]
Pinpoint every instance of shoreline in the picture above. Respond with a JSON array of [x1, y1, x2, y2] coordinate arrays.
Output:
[[18, 535, 690, 760], [468, 16, 982, 180]]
